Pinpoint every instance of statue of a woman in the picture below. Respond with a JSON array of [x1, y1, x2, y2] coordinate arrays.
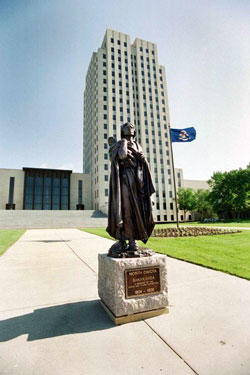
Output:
[[106, 123, 155, 256]]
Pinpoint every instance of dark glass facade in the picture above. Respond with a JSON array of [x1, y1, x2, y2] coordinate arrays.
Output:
[[23, 168, 71, 210], [78, 180, 82, 204]]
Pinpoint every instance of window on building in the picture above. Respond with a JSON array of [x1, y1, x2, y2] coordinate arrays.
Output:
[[24, 169, 70, 210], [105, 189, 109, 196], [157, 215, 160, 221]]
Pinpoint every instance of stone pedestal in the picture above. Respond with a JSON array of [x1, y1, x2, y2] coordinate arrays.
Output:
[[98, 253, 168, 324]]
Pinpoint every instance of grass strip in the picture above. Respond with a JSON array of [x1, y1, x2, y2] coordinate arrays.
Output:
[[0, 230, 26, 256], [157, 221, 250, 228], [80, 227, 250, 280]]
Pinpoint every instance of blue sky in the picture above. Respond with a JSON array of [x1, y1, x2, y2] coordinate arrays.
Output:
[[0, 0, 249, 180]]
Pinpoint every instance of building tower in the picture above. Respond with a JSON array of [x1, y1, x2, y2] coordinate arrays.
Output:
[[83, 29, 181, 222]]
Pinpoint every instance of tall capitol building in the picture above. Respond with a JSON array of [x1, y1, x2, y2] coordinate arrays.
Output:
[[83, 29, 182, 222]]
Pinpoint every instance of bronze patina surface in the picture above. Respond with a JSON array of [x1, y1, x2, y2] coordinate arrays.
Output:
[[106, 123, 155, 257], [125, 266, 161, 298]]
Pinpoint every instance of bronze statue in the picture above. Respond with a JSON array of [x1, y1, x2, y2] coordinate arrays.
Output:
[[106, 123, 155, 257]]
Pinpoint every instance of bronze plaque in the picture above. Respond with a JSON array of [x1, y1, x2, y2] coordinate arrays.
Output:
[[125, 266, 161, 298]]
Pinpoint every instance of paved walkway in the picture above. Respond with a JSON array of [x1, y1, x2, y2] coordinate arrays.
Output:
[[0, 229, 249, 375]]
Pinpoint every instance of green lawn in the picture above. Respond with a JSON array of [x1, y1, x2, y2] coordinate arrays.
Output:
[[80, 228, 250, 280], [0, 230, 26, 256]]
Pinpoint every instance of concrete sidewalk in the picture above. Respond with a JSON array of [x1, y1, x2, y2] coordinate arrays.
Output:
[[0, 229, 249, 375]]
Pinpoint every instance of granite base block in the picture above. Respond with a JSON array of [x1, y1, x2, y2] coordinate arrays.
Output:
[[98, 253, 168, 318]]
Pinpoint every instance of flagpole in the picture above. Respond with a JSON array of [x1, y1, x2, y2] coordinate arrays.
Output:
[[168, 123, 180, 229]]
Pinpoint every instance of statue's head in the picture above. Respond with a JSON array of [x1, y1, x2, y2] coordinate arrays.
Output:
[[108, 136, 116, 146], [121, 122, 136, 139]]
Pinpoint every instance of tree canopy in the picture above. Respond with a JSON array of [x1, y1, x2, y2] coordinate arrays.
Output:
[[208, 167, 250, 220], [177, 187, 197, 220]]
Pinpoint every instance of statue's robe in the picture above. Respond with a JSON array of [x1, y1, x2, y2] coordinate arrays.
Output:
[[106, 140, 155, 243]]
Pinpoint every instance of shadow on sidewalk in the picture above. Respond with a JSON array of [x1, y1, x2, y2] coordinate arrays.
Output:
[[21, 240, 71, 243], [0, 300, 114, 342]]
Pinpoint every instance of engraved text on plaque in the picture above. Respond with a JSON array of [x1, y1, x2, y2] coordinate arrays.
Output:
[[125, 266, 161, 298]]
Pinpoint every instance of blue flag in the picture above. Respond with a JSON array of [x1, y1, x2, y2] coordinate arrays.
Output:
[[170, 127, 196, 142]]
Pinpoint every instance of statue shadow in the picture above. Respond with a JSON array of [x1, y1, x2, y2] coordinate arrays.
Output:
[[0, 300, 114, 342], [24, 240, 71, 243]]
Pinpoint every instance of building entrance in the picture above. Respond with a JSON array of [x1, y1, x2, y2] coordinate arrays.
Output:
[[23, 168, 71, 210]]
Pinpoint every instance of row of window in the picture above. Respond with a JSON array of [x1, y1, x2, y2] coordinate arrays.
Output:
[[103, 106, 131, 113], [103, 97, 130, 104], [110, 38, 127, 46], [109, 38, 155, 55]]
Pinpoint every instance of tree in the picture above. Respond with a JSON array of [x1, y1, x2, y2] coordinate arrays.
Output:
[[228, 168, 250, 220], [195, 189, 215, 221], [207, 171, 233, 220], [177, 188, 197, 221], [208, 167, 250, 220]]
